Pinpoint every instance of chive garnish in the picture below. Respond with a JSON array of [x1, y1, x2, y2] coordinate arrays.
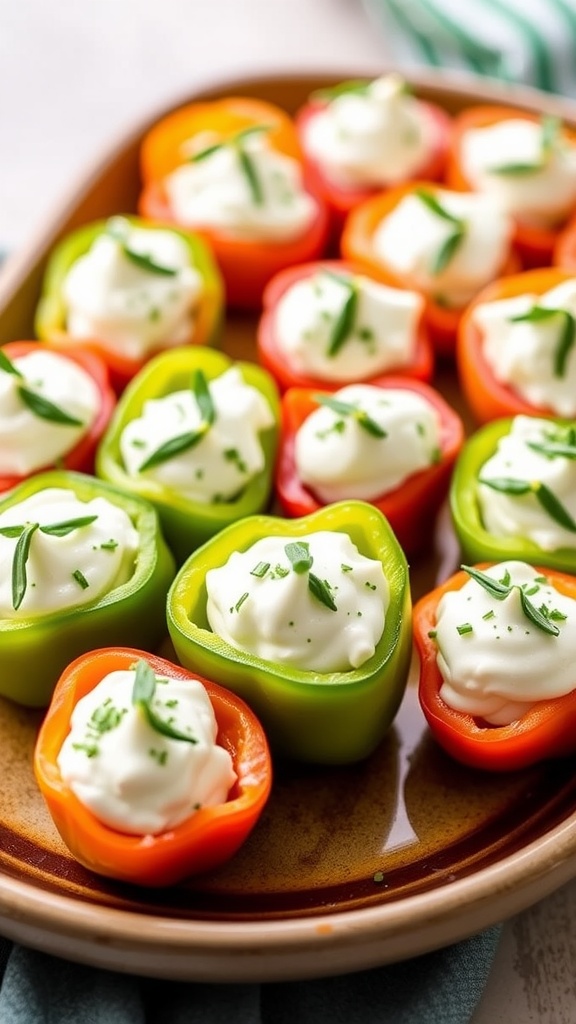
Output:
[[414, 189, 466, 275], [308, 573, 337, 611], [122, 248, 178, 277], [189, 124, 270, 205], [132, 660, 197, 743], [325, 275, 359, 357], [39, 515, 98, 537], [72, 569, 89, 590], [250, 561, 270, 578], [235, 592, 249, 612], [283, 541, 337, 611], [310, 79, 371, 102], [138, 370, 216, 472], [509, 305, 575, 378], [479, 476, 576, 532], [456, 622, 473, 635], [461, 564, 561, 636], [18, 386, 84, 426], [488, 115, 561, 175], [12, 522, 39, 611], [313, 393, 386, 438], [527, 438, 576, 460], [0, 350, 23, 377]]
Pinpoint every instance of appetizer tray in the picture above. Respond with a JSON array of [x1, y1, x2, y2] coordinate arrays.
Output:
[[2, 71, 576, 983]]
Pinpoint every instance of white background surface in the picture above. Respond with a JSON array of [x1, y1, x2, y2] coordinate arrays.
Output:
[[1, 1, 576, 1021]]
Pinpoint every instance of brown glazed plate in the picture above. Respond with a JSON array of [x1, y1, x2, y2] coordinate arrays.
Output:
[[2, 70, 576, 983]]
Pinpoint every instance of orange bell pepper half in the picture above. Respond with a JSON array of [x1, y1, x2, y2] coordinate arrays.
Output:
[[140, 96, 303, 184], [257, 260, 434, 393], [275, 376, 464, 557], [414, 563, 576, 771], [34, 647, 272, 887], [457, 267, 575, 424], [138, 96, 330, 309], [446, 104, 576, 269], [340, 182, 519, 359], [0, 340, 115, 494]]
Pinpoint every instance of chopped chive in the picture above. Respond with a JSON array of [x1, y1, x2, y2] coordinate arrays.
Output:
[[326, 278, 359, 357], [72, 569, 89, 590], [122, 247, 177, 277], [100, 539, 119, 551], [341, 563, 353, 572], [427, 629, 437, 639], [235, 592, 249, 612], [456, 622, 473, 635], [236, 146, 264, 205], [132, 660, 197, 743], [310, 79, 371, 101], [250, 561, 270, 578], [509, 305, 575, 378], [482, 609, 495, 620], [414, 190, 466, 274], [313, 393, 386, 438]]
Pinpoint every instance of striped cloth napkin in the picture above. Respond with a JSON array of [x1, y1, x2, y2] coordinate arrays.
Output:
[[365, 0, 576, 95]]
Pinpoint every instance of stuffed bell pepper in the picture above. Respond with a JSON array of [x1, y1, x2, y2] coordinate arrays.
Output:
[[0, 470, 175, 707], [296, 73, 451, 236], [167, 501, 412, 765], [0, 340, 115, 494], [257, 260, 434, 392], [138, 96, 329, 308], [450, 413, 576, 574], [96, 347, 280, 564], [34, 648, 272, 887], [446, 106, 576, 267], [341, 182, 519, 358], [414, 560, 576, 771], [35, 215, 223, 392], [276, 377, 464, 557], [457, 267, 576, 424]]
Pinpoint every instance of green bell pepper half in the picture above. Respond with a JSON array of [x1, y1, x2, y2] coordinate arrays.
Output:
[[96, 347, 281, 565], [34, 215, 224, 389], [0, 469, 175, 707], [450, 416, 576, 573], [167, 500, 412, 764]]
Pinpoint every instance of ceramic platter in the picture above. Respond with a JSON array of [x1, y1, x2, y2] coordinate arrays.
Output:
[[2, 71, 576, 983]]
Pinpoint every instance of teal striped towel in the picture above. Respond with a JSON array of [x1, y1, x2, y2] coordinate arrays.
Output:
[[364, 0, 576, 95]]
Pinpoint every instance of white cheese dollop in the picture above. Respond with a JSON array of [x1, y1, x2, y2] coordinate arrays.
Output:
[[435, 561, 576, 725], [120, 367, 275, 503], [63, 218, 202, 361], [303, 74, 435, 189], [273, 269, 423, 381], [57, 667, 236, 835], [478, 416, 576, 551], [0, 488, 139, 618], [373, 190, 513, 307], [461, 118, 576, 228], [473, 279, 576, 416], [206, 530, 388, 673], [294, 385, 441, 503], [0, 350, 100, 476], [165, 130, 316, 241]]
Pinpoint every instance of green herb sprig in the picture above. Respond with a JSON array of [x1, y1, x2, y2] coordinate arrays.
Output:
[[1, 515, 99, 610], [284, 541, 337, 611], [479, 476, 576, 533], [0, 349, 84, 426], [487, 115, 561, 176], [189, 124, 271, 206], [132, 660, 197, 743], [415, 189, 466, 275], [106, 219, 178, 277], [509, 305, 575, 378], [313, 393, 387, 438], [461, 564, 561, 636], [138, 369, 216, 472]]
